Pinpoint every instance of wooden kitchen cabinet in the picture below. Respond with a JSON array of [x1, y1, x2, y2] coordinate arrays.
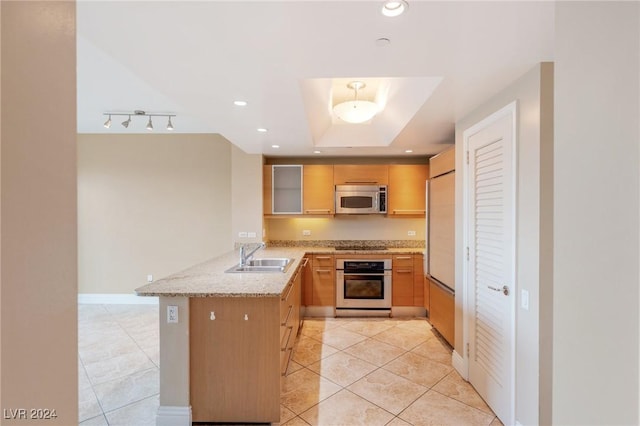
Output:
[[429, 276, 454, 346], [388, 164, 429, 216], [189, 297, 280, 423], [413, 254, 424, 307], [333, 164, 389, 185], [189, 265, 302, 423], [311, 255, 335, 306], [301, 255, 313, 306], [303, 164, 334, 215], [392, 254, 414, 306], [263, 165, 272, 216]]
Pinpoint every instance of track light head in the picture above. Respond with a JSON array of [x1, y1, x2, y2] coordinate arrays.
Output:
[[103, 111, 175, 131]]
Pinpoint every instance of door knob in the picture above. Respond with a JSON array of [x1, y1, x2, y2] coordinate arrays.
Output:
[[488, 285, 509, 296]]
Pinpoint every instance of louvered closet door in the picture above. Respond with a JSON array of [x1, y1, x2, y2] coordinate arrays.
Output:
[[467, 111, 515, 425]]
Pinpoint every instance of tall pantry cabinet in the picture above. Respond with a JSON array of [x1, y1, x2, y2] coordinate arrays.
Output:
[[428, 147, 455, 346]]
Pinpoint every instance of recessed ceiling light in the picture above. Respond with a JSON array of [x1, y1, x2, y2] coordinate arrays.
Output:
[[257, 128, 268, 133], [234, 100, 248, 106], [271, 144, 280, 149], [313, 150, 322, 154], [381, 0, 408, 17], [405, 149, 413, 153]]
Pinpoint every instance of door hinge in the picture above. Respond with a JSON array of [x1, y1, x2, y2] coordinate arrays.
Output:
[[467, 342, 470, 358], [466, 150, 469, 164], [466, 246, 469, 261]]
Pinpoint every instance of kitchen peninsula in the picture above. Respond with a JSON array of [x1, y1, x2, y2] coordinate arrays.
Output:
[[135, 243, 425, 425]]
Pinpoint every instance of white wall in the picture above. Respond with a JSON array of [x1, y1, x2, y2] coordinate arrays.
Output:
[[231, 145, 263, 245], [554, 2, 639, 424], [454, 62, 554, 425], [78, 133, 232, 294], [1, 1, 78, 423]]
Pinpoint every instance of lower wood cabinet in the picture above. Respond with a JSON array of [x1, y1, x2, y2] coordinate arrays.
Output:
[[391, 254, 425, 307], [311, 255, 335, 306], [189, 266, 302, 423], [429, 276, 454, 346]]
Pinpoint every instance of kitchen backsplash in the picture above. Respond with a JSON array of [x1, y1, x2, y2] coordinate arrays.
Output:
[[268, 239, 425, 248], [265, 216, 425, 242]]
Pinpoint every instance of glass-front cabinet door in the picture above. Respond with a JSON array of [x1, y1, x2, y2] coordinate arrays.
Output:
[[272, 165, 302, 214]]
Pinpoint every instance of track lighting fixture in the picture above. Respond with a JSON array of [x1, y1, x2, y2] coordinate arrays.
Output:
[[102, 110, 176, 131]]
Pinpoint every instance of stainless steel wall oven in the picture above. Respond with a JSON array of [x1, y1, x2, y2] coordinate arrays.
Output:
[[336, 259, 392, 316]]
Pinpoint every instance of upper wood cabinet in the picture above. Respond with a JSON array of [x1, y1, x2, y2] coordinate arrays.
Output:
[[333, 165, 389, 185], [387, 164, 429, 216], [303, 164, 334, 215], [429, 147, 455, 178]]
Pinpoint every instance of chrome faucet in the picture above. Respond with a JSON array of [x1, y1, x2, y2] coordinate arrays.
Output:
[[239, 242, 266, 266]]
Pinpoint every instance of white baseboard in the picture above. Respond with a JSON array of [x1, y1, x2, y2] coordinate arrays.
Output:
[[78, 293, 159, 305], [452, 349, 467, 379], [156, 406, 191, 426]]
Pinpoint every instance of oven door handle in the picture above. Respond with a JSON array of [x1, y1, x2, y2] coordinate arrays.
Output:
[[341, 272, 391, 276]]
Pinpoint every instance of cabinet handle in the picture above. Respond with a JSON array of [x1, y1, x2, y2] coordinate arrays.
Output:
[[244, 314, 249, 321], [281, 305, 293, 326], [282, 281, 294, 301], [305, 209, 331, 213], [396, 270, 413, 273], [315, 256, 331, 260], [395, 256, 412, 260], [315, 269, 332, 273], [345, 180, 377, 184], [210, 311, 216, 321], [281, 325, 293, 351], [281, 347, 293, 376], [302, 258, 309, 267], [392, 210, 425, 214]]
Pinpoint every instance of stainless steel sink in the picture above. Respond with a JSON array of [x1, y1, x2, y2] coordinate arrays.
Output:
[[225, 258, 294, 273]]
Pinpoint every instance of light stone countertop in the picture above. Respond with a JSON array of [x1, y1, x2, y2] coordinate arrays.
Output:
[[135, 246, 425, 298]]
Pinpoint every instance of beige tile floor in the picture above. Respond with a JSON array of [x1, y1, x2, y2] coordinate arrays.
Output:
[[79, 305, 502, 426]]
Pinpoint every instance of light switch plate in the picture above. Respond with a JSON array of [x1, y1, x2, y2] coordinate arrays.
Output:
[[146, 274, 153, 282], [408, 230, 416, 236], [238, 231, 248, 238], [247, 231, 257, 238], [302, 230, 311, 236]]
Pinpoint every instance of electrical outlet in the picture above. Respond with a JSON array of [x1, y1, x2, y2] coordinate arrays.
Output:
[[408, 230, 416, 236], [302, 230, 311, 236], [247, 231, 257, 238], [238, 231, 248, 238], [167, 305, 179, 323], [146, 274, 153, 283]]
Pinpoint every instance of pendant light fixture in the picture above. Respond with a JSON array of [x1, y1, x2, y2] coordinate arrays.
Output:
[[101, 110, 176, 131], [333, 81, 379, 124]]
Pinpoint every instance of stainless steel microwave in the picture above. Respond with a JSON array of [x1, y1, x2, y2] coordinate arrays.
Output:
[[335, 184, 387, 214]]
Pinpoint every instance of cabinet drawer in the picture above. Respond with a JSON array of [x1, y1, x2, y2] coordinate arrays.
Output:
[[393, 255, 414, 268], [313, 255, 334, 267]]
